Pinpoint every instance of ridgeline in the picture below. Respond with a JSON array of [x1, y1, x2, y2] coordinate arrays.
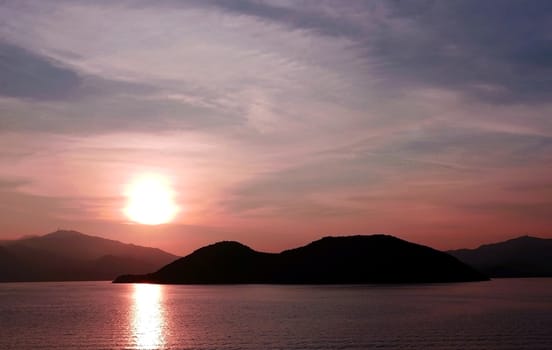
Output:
[[114, 234, 488, 284]]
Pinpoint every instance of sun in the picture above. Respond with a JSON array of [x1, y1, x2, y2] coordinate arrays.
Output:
[[123, 174, 179, 225]]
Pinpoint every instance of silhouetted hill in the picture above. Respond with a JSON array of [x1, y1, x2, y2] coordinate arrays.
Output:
[[0, 230, 178, 282], [449, 236, 552, 277], [114, 235, 487, 284]]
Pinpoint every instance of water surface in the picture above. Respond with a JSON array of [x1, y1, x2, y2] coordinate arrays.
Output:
[[0, 279, 551, 349]]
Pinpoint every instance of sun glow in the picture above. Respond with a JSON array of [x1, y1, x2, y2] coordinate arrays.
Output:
[[124, 174, 179, 225]]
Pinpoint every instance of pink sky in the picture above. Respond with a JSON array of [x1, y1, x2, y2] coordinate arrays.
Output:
[[0, 1, 551, 255]]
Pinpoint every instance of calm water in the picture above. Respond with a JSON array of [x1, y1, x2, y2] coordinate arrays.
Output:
[[0, 279, 551, 349]]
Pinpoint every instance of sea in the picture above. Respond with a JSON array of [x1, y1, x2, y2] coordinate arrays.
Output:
[[0, 278, 550, 349]]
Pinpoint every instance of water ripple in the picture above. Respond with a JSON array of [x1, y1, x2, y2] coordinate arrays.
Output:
[[0, 279, 551, 349]]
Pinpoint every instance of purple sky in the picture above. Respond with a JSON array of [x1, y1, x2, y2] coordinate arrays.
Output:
[[0, 0, 551, 255]]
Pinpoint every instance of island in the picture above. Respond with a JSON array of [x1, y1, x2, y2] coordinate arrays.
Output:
[[113, 235, 488, 284]]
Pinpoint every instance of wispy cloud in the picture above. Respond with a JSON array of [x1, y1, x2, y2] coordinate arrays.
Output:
[[0, 41, 81, 100]]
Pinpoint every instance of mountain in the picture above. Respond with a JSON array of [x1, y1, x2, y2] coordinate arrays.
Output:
[[114, 235, 488, 284], [448, 235, 552, 277], [0, 230, 178, 282]]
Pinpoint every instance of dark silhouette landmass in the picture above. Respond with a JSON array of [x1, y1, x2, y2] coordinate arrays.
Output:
[[114, 235, 488, 284], [0, 230, 178, 282], [448, 235, 552, 277]]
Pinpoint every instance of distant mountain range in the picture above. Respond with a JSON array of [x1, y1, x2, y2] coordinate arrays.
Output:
[[114, 235, 488, 284], [448, 236, 552, 277], [0, 230, 178, 282], [3, 231, 548, 283]]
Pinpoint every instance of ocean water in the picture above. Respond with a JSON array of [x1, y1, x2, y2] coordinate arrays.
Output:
[[0, 279, 551, 349]]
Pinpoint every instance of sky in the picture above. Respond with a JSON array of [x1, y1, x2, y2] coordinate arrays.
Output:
[[0, 0, 551, 255]]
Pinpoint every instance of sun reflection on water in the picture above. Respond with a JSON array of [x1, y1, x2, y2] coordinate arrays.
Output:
[[132, 284, 165, 349]]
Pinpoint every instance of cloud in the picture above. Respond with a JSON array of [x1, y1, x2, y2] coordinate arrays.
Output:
[[0, 40, 81, 100], [369, 0, 552, 104], [0, 176, 30, 190], [0, 2, 360, 135], [196, 0, 552, 104], [376, 126, 552, 168], [0, 49, 232, 135], [222, 119, 552, 222], [0, 38, 154, 99], [458, 201, 552, 222], [0, 94, 240, 135], [194, 0, 365, 39], [221, 148, 457, 217]]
